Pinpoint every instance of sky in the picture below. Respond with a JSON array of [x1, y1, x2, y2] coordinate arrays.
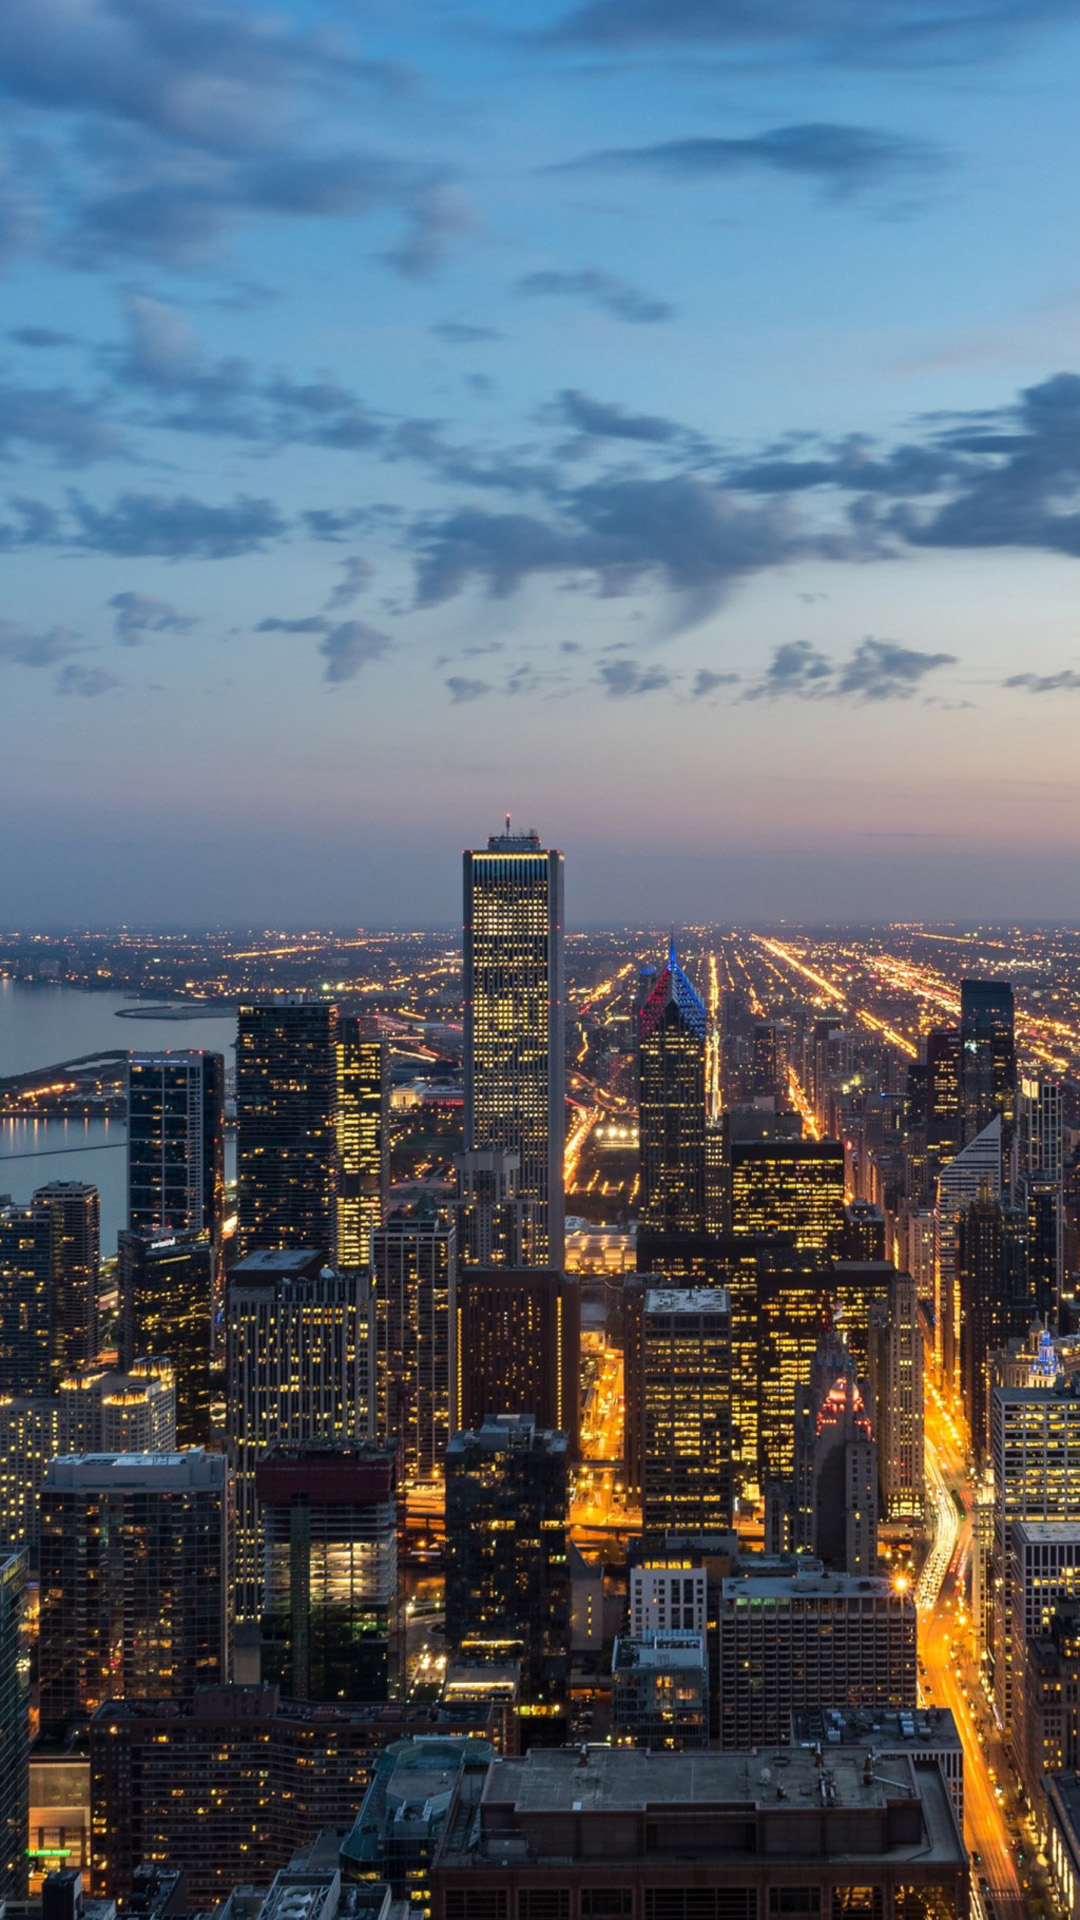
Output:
[[6, 0, 1080, 927]]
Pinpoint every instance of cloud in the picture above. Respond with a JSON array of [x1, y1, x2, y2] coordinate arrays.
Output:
[[54, 662, 121, 697], [0, 380, 121, 464], [544, 0, 1073, 61], [109, 590, 196, 643], [412, 474, 804, 619], [743, 635, 955, 700], [557, 389, 678, 442], [597, 657, 674, 697], [565, 123, 942, 200], [256, 615, 329, 635], [432, 321, 502, 344], [446, 675, 492, 703], [324, 556, 373, 610], [0, 0, 462, 278], [1004, 669, 1080, 692], [516, 268, 673, 324], [70, 489, 286, 557], [691, 667, 739, 697], [0, 619, 80, 668], [319, 619, 391, 684], [9, 326, 75, 348]]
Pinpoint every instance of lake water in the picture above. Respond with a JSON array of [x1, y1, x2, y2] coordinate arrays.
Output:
[[0, 979, 237, 1255]]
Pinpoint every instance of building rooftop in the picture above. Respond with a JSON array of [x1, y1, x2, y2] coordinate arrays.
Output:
[[720, 1568, 904, 1601], [436, 1746, 966, 1873], [791, 1706, 961, 1750], [446, 1416, 567, 1459], [613, 1632, 707, 1673], [643, 1288, 730, 1315], [44, 1449, 224, 1489], [1010, 1519, 1080, 1543]]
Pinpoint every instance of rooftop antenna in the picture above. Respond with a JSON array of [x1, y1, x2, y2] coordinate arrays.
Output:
[[505, 813, 512, 837]]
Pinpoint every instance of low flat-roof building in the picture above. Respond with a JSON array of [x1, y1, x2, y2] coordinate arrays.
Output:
[[432, 1744, 968, 1920], [790, 1705, 964, 1824]]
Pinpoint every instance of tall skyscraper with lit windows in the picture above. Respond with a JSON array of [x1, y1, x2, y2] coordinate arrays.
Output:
[[463, 825, 564, 1268], [638, 941, 708, 1234], [336, 1020, 388, 1269], [237, 1000, 339, 1258]]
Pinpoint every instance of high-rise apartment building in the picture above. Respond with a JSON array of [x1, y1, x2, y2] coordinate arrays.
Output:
[[226, 1249, 375, 1621], [236, 1000, 339, 1258], [336, 1020, 388, 1270], [637, 943, 708, 1234], [0, 1551, 28, 1900], [611, 1630, 709, 1750], [866, 1268, 924, 1523], [0, 1362, 175, 1559], [454, 1266, 580, 1453], [117, 1229, 215, 1445], [127, 1051, 225, 1253], [33, 1182, 100, 1387], [373, 1214, 456, 1487], [445, 1416, 569, 1736], [38, 1450, 231, 1726], [641, 1288, 732, 1535], [716, 1563, 917, 1749], [991, 1382, 1080, 1730], [256, 1442, 400, 1702], [463, 826, 565, 1268], [0, 1200, 47, 1395], [729, 1138, 845, 1255], [925, 1026, 963, 1188]]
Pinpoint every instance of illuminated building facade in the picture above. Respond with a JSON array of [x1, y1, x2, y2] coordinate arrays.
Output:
[[0, 1551, 27, 1900], [935, 1116, 1002, 1386], [637, 942, 707, 1234], [793, 1331, 878, 1576], [991, 1383, 1080, 1731], [925, 1025, 963, 1186], [631, 1236, 759, 1496], [256, 1442, 400, 1702], [89, 1688, 501, 1908], [117, 1228, 215, 1445], [237, 1000, 339, 1258], [866, 1268, 925, 1523], [611, 1630, 709, 1749], [454, 1266, 580, 1454], [729, 1138, 845, 1255], [38, 1450, 231, 1727], [444, 1416, 569, 1736], [463, 827, 564, 1269], [0, 1364, 175, 1560], [373, 1213, 456, 1486], [716, 1565, 917, 1749], [226, 1249, 375, 1621], [336, 1020, 388, 1269], [641, 1288, 732, 1535], [33, 1181, 100, 1387], [455, 1148, 535, 1267], [755, 1246, 831, 1485], [0, 1201, 48, 1395], [127, 1051, 225, 1257]]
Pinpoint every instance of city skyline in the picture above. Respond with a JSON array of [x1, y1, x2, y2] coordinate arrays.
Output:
[[4, 3, 1080, 921]]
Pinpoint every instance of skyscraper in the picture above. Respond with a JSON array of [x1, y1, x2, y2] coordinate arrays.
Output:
[[729, 1138, 845, 1255], [936, 1116, 1002, 1385], [463, 825, 564, 1268], [33, 1182, 100, 1387], [0, 1551, 27, 1900], [444, 1415, 569, 1735], [0, 1200, 48, 1396], [641, 1287, 732, 1535], [793, 1331, 878, 1576], [637, 941, 708, 1234], [237, 1000, 339, 1258], [960, 977, 1016, 1156], [454, 1266, 580, 1453], [336, 1019, 388, 1270], [256, 1441, 400, 1701], [117, 1229, 216, 1446], [373, 1213, 456, 1487], [127, 1051, 225, 1253], [226, 1249, 375, 1621], [38, 1450, 231, 1726]]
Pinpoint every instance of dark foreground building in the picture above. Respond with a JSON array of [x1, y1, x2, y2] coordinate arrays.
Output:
[[432, 1745, 969, 1920]]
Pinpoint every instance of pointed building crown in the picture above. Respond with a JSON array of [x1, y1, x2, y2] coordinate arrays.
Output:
[[639, 939, 708, 1042]]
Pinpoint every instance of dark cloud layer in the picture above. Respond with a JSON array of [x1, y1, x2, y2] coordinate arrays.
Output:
[[516, 268, 673, 323], [70, 490, 286, 558], [564, 123, 941, 199], [743, 636, 955, 700]]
